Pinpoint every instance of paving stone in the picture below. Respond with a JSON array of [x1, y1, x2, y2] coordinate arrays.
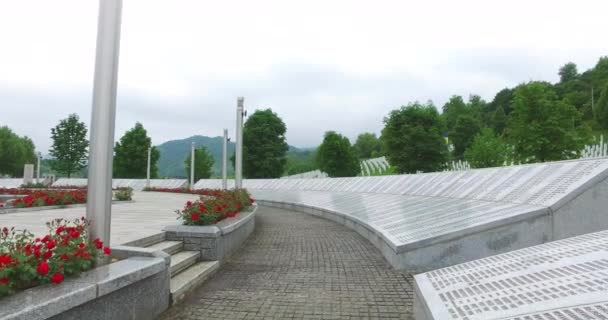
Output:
[[159, 206, 414, 320]]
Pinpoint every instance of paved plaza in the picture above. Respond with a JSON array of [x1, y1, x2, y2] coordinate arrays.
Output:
[[0, 192, 198, 245], [160, 206, 415, 320]]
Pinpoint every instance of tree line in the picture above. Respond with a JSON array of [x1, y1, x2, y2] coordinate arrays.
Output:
[[2, 55, 607, 179], [317, 56, 608, 175]]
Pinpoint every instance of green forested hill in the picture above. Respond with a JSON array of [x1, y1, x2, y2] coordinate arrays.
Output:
[[156, 135, 236, 178], [156, 136, 316, 178]]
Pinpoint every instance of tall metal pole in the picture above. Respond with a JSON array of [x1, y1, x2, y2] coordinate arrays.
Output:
[[190, 142, 195, 189], [87, 0, 122, 256], [235, 97, 244, 189], [222, 129, 228, 190], [146, 147, 151, 188], [36, 153, 41, 184]]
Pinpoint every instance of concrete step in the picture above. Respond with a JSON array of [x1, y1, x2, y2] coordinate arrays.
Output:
[[146, 240, 183, 255], [170, 251, 200, 277], [122, 232, 166, 248], [170, 261, 220, 304]]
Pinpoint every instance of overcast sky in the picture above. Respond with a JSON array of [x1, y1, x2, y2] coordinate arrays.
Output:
[[1, 0, 607, 153]]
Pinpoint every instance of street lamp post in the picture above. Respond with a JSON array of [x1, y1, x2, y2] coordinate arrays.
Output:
[[86, 0, 123, 259], [146, 147, 151, 188], [235, 97, 244, 189], [36, 153, 41, 184], [190, 142, 195, 189], [222, 129, 228, 190]]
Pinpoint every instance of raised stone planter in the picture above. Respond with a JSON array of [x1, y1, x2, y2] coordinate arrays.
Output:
[[163, 204, 257, 262], [0, 246, 171, 320]]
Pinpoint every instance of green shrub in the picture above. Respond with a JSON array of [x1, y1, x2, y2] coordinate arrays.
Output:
[[113, 187, 133, 201]]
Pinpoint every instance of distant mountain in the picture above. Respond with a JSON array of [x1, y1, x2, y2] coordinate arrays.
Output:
[[156, 135, 309, 178], [156, 135, 236, 178]]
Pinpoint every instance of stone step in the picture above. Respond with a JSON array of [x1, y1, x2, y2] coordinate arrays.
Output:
[[170, 251, 200, 277], [122, 232, 166, 248], [146, 240, 183, 255], [170, 261, 220, 304]]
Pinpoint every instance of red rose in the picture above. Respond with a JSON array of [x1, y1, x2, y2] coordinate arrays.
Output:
[[0, 277, 9, 285], [2, 227, 8, 234], [103, 247, 111, 255], [70, 230, 80, 239], [55, 226, 65, 235], [46, 240, 56, 250], [60, 254, 69, 261], [50, 273, 65, 284], [191, 213, 199, 221], [36, 261, 50, 275], [186, 201, 192, 207]]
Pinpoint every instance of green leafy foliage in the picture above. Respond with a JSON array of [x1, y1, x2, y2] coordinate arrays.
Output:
[[242, 109, 289, 179], [316, 131, 359, 177], [113, 187, 133, 201], [490, 106, 507, 135], [559, 62, 578, 83], [353, 132, 382, 159], [451, 115, 481, 159], [381, 102, 448, 173], [442, 95, 468, 131], [184, 147, 215, 181], [507, 82, 588, 162], [285, 147, 317, 175], [0, 127, 36, 177], [49, 114, 88, 178], [594, 83, 608, 129], [465, 129, 509, 168], [113, 123, 160, 178]]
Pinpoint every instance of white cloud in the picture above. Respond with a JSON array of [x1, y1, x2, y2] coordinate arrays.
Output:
[[0, 0, 607, 152]]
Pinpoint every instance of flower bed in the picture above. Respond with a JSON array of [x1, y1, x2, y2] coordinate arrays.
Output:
[[0, 188, 132, 209], [0, 217, 110, 298], [171, 189, 254, 226], [8, 189, 87, 208]]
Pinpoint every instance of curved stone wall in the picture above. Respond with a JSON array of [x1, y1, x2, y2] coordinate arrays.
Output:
[[196, 158, 608, 271]]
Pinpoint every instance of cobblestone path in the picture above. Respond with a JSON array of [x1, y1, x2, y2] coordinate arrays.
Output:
[[159, 206, 414, 320]]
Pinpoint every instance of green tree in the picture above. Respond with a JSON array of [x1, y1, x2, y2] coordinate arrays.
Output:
[[442, 95, 468, 131], [507, 82, 586, 162], [489, 88, 515, 115], [113, 122, 160, 178], [285, 149, 317, 175], [381, 102, 448, 173], [491, 105, 507, 135], [242, 109, 289, 178], [595, 83, 608, 128], [185, 147, 214, 181], [353, 132, 382, 159], [451, 115, 481, 159], [465, 128, 509, 168], [49, 114, 88, 178], [559, 62, 578, 83], [0, 127, 37, 177], [316, 131, 359, 177]]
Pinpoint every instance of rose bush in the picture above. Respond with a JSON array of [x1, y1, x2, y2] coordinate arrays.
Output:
[[0, 218, 111, 298], [10, 190, 87, 208], [174, 189, 255, 226]]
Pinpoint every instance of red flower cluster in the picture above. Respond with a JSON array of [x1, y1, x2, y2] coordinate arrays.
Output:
[[1, 189, 87, 209], [175, 189, 254, 226], [0, 218, 111, 298]]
